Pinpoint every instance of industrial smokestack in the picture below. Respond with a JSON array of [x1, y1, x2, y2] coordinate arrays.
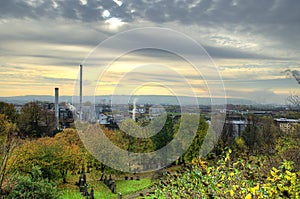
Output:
[[55, 87, 59, 129], [79, 64, 83, 120], [133, 98, 138, 121]]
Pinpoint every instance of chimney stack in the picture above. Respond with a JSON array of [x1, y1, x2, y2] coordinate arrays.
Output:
[[80, 64, 83, 120], [55, 87, 59, 129]]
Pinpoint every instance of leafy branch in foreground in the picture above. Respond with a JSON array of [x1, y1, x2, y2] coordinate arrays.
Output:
[[149, 149, 300, 199]]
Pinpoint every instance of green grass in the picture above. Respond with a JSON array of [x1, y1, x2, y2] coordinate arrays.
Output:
[[60, 178, 154, 199], [116, 178, 153, 195]]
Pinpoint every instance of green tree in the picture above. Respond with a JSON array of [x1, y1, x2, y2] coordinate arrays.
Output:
[[173, 115, 209, 164], [120, 119, 156, 153], [182, 117, 209, 163], [8, 166, 60, 199], [151, 114, 174, 150]]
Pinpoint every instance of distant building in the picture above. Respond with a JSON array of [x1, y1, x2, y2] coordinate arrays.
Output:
[[149, 106, 165, 119], [14, 104, 23, 113], [224, 120, 250, 137], [98, 113, 111, 125], [129, 104, 146, 116], [58, 107, 74, 129], [274, 118, 300, 133], [252, 111, 273, 116]]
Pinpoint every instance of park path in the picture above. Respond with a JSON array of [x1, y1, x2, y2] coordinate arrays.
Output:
[[123, 186, 156, 199]]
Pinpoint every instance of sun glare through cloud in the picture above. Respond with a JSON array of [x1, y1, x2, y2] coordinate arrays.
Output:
[[105, 17, 126, 30]]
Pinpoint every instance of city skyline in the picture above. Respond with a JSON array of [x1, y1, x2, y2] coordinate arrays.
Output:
[[0, 0, 300, 104]]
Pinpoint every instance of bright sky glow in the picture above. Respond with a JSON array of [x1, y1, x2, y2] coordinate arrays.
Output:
[[0, 0, 299, 104]]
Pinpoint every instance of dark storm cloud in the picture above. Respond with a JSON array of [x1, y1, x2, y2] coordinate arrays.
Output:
[[1, 0, 299, 60], [203, 45, 283, 60], [123, 0, 300, 29], [0, 0, 133, 22], [2, 0, 299, 25]]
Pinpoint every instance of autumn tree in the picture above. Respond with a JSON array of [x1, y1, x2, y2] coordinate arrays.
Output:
[[0, 114, 19, 196], [12, 135, 82, 182], [241, 115, 281, 159], [275, 124, 300, 170], [17, 102, 56, 137], [0, 102, 18, 122], [257, 117, 280, 154], [215, 121, 235, 156], [55, 128, 104, 174], [241, 114, 259, 154]]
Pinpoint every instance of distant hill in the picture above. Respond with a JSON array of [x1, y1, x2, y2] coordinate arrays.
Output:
[[0, 95, 73, 105], [0, 95, 256, 105]]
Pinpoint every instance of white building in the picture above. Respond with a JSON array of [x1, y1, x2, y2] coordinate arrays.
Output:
[[274, 118, 300, 133]]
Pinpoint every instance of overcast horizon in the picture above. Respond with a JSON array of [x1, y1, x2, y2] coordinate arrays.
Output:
[[1, 0, 300, 105]]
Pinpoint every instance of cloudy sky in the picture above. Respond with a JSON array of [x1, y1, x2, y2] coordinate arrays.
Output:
[[0, 0, 300, 104]]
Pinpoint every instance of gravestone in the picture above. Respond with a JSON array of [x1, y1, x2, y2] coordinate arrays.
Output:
[[100, 173, 104, 181], [110, 181, 116, 194], [100, 174, 117, 194], [118, 192, 122, 199], [82, 183, 88, 196], [83, 173, 87, 184], [103, 175, 107, 185], [90, 187, 95, 199], [79, 177, 85, 192]]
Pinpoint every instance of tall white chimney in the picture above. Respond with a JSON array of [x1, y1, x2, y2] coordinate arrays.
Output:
[[133, 98, 137, 121], [79, 64, 83, 120], [55, 87, 59, 129]]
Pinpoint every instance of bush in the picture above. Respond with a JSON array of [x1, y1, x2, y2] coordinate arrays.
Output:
[[150, 149, 300, 198], [8, 166, 60, 199]]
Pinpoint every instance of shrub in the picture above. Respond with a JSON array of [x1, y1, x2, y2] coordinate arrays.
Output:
[[149, 149, 300, 198], [8, 166, 60, 199]]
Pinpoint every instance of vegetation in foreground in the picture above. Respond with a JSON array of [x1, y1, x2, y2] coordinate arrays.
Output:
[[147, 150, 300, 199], [0, 101, 300, 198]]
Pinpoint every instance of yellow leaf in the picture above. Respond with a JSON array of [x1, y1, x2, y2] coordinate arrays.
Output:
[[245, 193, 252, 199], [270, 170, 276, 177], [230, 190, 234, 196], [221, 175, 225, 181], [272, 167, 278, 172], [286, 170, 292, 176]]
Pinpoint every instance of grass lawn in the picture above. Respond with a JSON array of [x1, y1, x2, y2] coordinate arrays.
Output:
[[60, 178, 154, 199]]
